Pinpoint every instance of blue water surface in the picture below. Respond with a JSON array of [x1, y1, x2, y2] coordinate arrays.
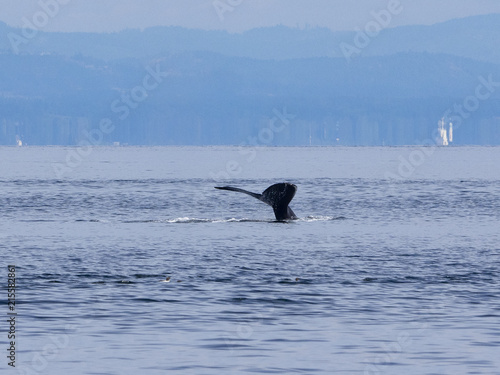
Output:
[[1, 146, 499, 375]]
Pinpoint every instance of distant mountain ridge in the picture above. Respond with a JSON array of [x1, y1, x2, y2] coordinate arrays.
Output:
[[1, 14, 500, 146], [1, 14, 500, 63], [1, 50, 499, 146]]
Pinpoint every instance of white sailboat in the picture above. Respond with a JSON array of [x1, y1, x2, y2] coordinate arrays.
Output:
[[437, 118, 453, 146]]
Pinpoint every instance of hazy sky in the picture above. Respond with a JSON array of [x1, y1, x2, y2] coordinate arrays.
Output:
[[1, 0, 499, 33]]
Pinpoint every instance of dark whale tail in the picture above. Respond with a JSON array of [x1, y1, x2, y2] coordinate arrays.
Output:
[[215, 183, 298, 221]]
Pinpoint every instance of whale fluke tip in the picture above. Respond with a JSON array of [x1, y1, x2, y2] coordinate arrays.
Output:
[[215, 183, 298, 221]]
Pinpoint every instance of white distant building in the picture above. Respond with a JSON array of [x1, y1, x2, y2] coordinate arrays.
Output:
[[437, 118, 453, 146]]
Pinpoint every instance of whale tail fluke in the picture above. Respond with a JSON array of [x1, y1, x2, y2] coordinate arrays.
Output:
[[215, 183, 297, 221], [261, 183, 297, 220], [214, 186, 261, 200]]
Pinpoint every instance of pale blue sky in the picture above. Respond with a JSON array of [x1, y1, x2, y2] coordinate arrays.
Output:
[[1, 0, 499, 33]]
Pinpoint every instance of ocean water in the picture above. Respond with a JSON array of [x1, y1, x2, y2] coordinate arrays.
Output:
[[1, 146, 500, 375]]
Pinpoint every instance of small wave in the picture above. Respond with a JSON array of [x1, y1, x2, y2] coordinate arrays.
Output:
[[123, 217, 224, 223], [166, 217, 270, 223], [120, 218, 212, 224], [300, 216, 347, 222], [19, 219, 58, 222], [167, 217, 219, 223], [75, 219, 108, 223], [121, 216, 347, 224], [165, 216, 346, 223]]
